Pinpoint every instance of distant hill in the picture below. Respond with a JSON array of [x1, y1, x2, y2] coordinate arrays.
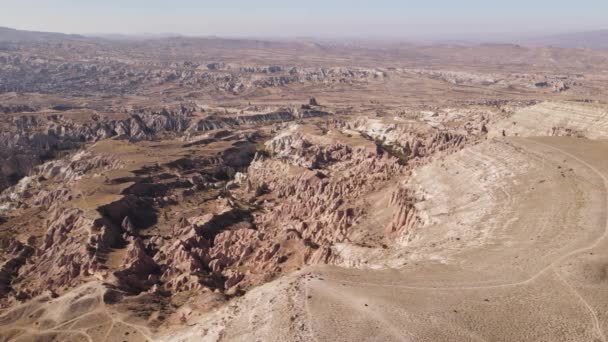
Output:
[[0, 26, 315, 51], [0, 26, 85, 42], [2, 26, 608, 53], [86, 32, 184, 41], [522, 30, 608, 50]]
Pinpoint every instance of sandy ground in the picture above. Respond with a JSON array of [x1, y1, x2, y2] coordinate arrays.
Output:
[[159, 136, 608, 341], [490, 102, 608, 138], [0, 282, 153, 342]]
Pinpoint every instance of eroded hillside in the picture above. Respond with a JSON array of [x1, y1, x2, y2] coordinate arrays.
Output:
[[1, 29, 608, 342]]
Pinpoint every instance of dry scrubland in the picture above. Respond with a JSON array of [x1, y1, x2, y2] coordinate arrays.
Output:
[[1, 27, 608, 341]]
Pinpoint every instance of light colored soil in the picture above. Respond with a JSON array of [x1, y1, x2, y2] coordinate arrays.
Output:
[[490, 101, 608, 138], [0, 282, 153, 342]]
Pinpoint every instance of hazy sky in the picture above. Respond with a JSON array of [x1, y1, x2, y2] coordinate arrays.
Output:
[[1, 0, 607, 38]]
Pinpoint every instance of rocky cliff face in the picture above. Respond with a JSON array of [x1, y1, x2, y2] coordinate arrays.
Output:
[[0, 107, 191, 192], [0, 103, 495, 321], [132, 114, 494, 295], [337, 117, 476, 163], [384, 185, 424, 242], [176, 127, 408, 292], [0, 151, 121, 213], [0, 240, 34, 299], [0, 105, 331, 193]]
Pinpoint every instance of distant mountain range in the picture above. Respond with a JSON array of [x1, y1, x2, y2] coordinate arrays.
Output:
[[0, 26, 607, 50]]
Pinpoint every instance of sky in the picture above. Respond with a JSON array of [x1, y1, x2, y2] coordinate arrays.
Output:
[[1, 0, 607, 39]]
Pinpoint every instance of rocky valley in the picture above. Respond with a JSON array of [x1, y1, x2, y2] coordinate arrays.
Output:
[[1, 26, 608, 341]]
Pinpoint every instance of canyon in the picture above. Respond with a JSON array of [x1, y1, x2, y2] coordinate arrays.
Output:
[[1, 27, 608, 341]]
